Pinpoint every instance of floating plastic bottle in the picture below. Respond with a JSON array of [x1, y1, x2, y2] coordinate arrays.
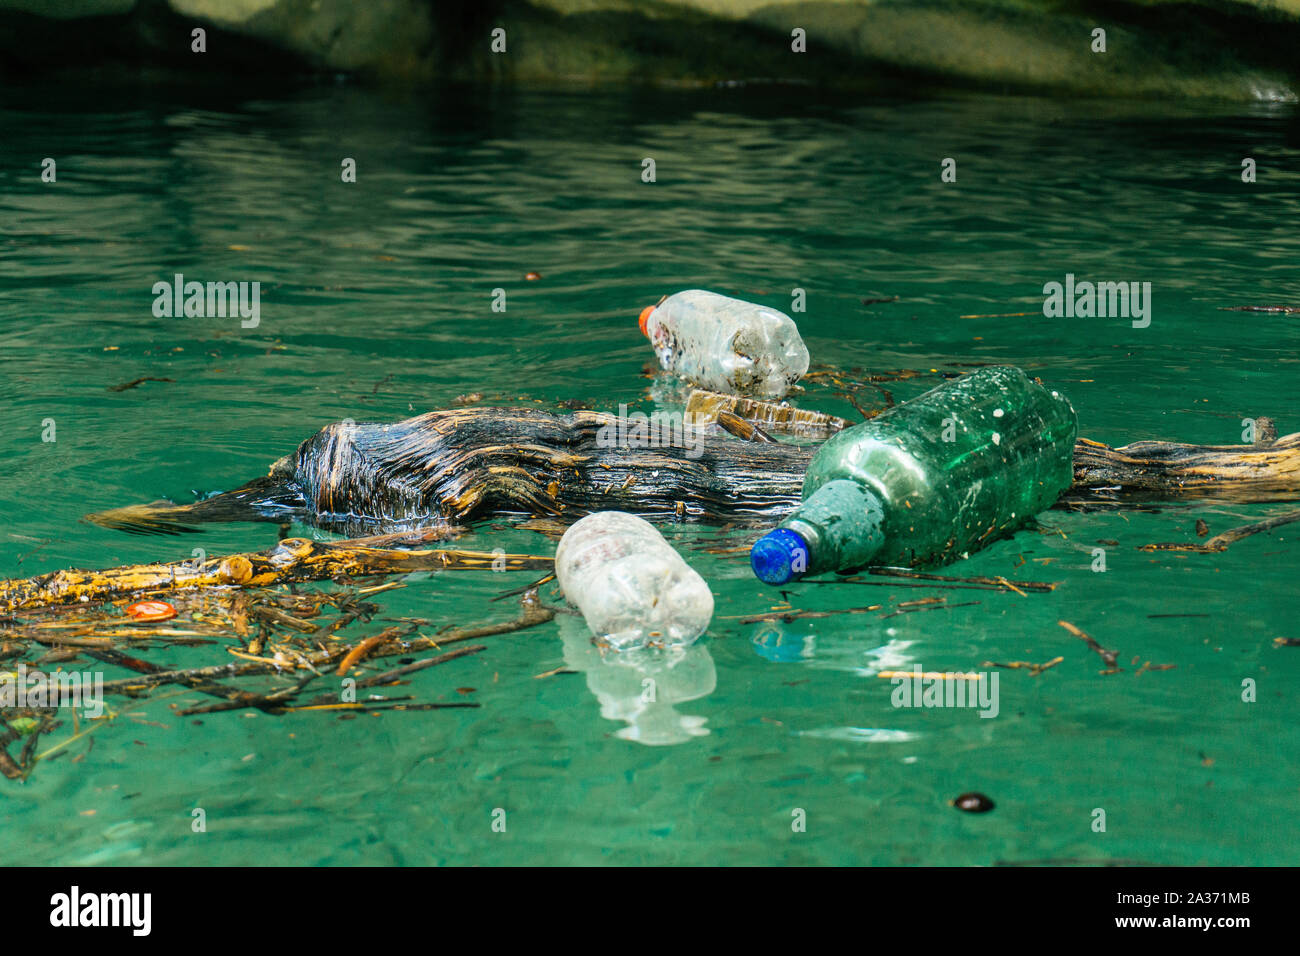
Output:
[[750, 366, 1078, 584], [638, 290, 810, 400], [555, 511, 714, 650]]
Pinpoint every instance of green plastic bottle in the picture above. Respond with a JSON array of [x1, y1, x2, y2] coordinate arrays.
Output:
[[750, 366, 1077, 584]]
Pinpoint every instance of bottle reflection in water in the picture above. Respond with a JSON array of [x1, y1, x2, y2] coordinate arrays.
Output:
[[750, 620, 816, 663], [559, 615, 716, 745]]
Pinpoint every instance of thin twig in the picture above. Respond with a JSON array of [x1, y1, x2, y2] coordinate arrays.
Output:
[[1058, 620, 1121, 674]]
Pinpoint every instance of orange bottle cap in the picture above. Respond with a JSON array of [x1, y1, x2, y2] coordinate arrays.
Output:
[[126, 600, 177, 623], [638, 304, 655, 337]]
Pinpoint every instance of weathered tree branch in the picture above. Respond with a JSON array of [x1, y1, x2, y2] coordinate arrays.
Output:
[[1067, 432, 1300, 503]]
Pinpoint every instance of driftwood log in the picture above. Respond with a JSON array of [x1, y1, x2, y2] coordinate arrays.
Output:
[[1068, 432, 1300, 502], [87, 406, 818, 535], [82, 398, 1300, 537]]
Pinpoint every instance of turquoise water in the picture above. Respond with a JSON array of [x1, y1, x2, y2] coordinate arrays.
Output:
[[2, 82, 1298, 865]]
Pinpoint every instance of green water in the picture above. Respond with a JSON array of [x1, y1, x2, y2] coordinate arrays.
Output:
[[2, 81, 1298, 865]]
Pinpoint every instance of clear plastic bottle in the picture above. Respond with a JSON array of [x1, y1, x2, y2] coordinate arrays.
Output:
[[555, 511, 714, 650], [638, 290, 810, 400]]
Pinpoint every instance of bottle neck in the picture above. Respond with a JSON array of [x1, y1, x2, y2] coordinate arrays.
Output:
[[783, 479, 886, 575]]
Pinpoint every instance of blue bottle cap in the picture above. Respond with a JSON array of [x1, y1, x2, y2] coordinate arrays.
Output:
[[750, 528, 810, 585]]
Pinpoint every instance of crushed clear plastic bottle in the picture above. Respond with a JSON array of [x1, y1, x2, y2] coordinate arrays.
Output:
[[638, 289, 810, 400], [554, 511, 714, 651]]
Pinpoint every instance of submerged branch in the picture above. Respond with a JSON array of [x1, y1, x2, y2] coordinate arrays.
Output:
[[1138, 509, 1300, 553]]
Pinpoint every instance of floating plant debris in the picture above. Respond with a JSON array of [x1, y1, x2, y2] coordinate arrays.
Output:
[[1059, 619, 1121, 674], [981, 656, 1064, 676], [880, 598, 983, 619], [1217, 305, 1300, 313], [0, 573, 554, 782], [107, 376, 174, 392]]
